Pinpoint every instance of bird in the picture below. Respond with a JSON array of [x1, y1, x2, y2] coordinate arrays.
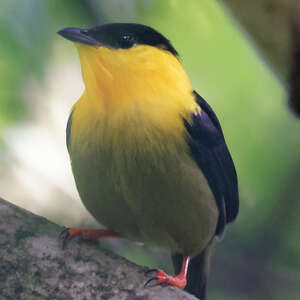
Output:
[[58, 23, 239, 300]]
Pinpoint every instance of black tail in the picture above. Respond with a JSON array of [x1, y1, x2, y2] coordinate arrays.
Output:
[[172, 242, 213, 300]]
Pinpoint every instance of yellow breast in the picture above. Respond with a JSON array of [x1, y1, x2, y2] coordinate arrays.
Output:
[[70, 44, 199, 156]]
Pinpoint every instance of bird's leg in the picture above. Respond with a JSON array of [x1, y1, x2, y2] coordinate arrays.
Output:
[[60, 228, 119, 248], [145, 256, 190, 289]]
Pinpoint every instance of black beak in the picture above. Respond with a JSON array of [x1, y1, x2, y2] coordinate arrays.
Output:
[[57, 27, 99, 46]]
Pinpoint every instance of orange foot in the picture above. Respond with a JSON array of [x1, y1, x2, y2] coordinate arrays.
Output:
[[145, 256, 190, 290], [60, 227, 119, 248]]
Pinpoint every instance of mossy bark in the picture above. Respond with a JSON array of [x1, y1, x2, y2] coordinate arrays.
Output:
[[0, 198, 196, 300]]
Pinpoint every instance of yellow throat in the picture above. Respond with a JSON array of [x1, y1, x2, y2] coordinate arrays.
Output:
[[69, 44, 201, 158], [75, 43, 197, 121]]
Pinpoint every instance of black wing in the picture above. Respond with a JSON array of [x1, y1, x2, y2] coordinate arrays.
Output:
[[184, 91, 239, 237], [66, 110, 73, 153]]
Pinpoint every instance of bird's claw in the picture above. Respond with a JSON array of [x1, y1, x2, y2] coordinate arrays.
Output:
[[144, 269, 170, 287], [144, 276, 160, 287], [59, 227, 71, 249]]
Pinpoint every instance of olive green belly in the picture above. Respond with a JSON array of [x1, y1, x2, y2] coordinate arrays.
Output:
[[70, 143, 218, 256]]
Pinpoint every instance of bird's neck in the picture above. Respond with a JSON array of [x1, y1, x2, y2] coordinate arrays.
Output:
[[72, 45, 200, 153], [76, 45, 197, 116]]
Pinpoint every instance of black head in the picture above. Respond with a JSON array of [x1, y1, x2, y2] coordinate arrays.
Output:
[[58, 23, 178, 56]]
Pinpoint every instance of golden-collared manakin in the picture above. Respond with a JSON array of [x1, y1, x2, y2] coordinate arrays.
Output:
[[58, 23, 239, 299]]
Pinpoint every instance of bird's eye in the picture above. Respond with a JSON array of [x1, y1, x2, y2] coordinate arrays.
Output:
[[119, 34, 135, 48]]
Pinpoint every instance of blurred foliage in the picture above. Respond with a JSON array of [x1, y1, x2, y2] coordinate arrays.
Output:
[[0, 0, 92, 129], [1, 0, 300, 299], [222, 0, 292, 79]]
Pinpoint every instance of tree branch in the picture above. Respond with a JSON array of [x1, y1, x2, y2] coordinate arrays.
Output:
[[0, 198, 196, 300]]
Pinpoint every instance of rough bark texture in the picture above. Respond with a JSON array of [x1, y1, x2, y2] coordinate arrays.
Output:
[[0, 198, 196, 300]]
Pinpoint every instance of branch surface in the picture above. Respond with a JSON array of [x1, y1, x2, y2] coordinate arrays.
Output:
[[0, 198, 196, 300]]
